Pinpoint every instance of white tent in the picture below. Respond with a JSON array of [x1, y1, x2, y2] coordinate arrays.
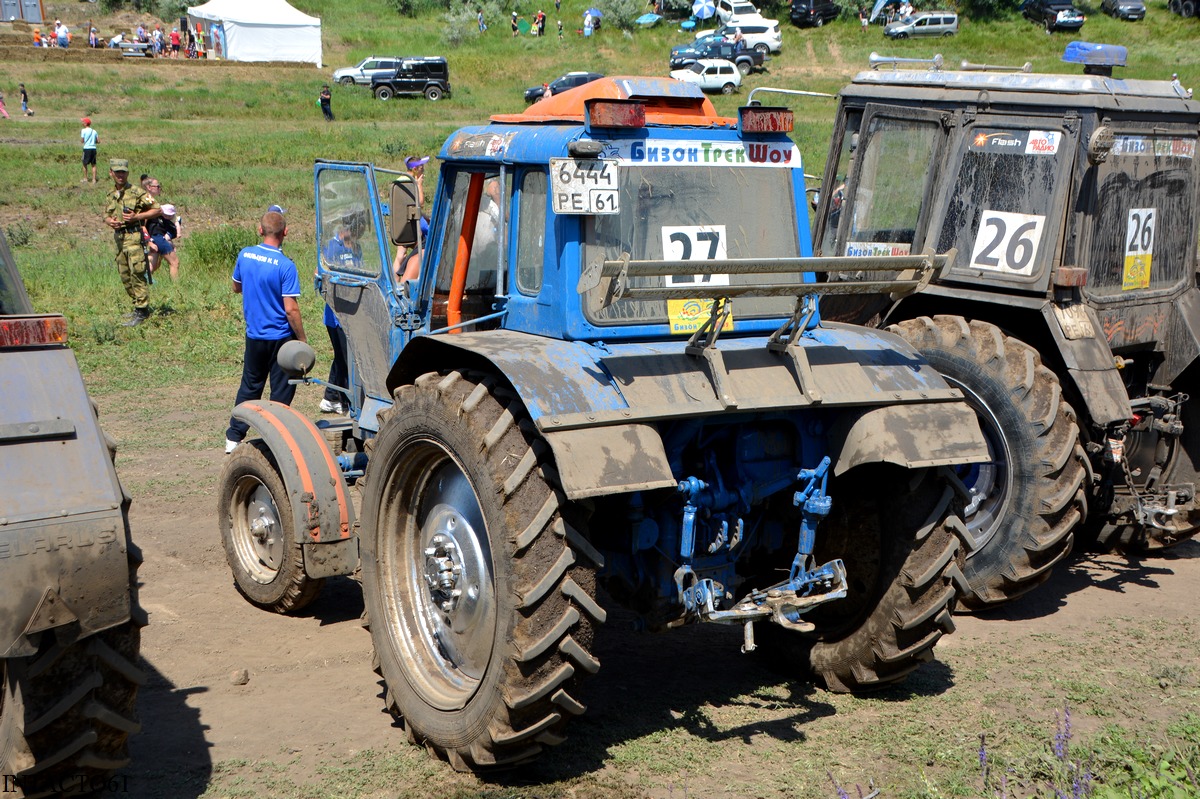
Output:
[[187, 0, 322, 67]]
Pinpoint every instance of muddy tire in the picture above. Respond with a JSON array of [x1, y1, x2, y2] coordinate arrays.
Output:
[[758, 466, 970, 691], [360, 370, 604, 770], [890, 316, 1085, 609], [219, 442, 324, 614]]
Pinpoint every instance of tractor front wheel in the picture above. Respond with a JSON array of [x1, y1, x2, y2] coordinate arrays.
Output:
[[360, 370, 604, 770]]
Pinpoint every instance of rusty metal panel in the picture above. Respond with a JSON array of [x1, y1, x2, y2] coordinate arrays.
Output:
[[0, 511, 131, 657], [828, 402, 989, 476], [544, 424, 676, 500], [0, 349, 121, 524]]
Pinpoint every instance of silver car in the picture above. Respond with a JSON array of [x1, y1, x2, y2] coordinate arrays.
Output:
[[884, 11, 958, 38], [333, 56, 401, 86]]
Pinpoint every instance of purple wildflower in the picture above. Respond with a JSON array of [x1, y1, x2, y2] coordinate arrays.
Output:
[[1054, 705, 1072, 760], [827, 771, 851, 799]]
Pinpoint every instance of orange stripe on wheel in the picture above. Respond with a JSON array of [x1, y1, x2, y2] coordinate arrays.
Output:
[[289, 409, 353, 540], [241, 403, 320, 542]]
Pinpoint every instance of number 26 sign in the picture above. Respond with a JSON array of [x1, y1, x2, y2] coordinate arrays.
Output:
[[969, 210, 1046, 277]]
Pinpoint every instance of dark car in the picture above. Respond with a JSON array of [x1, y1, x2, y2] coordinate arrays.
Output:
[[668, 41, 767, 75], [1022, 0, 1086, 31], [1101, 0, 1145, 19], [790, 0, 841, 27], [371, 56, 451, 102], [524, 71, 605, 104]]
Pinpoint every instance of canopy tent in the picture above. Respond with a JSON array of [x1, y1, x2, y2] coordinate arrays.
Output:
[[187, 0, 322, 66]]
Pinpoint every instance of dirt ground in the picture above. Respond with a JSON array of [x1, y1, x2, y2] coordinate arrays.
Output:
[[98, 380, 1200, 799]]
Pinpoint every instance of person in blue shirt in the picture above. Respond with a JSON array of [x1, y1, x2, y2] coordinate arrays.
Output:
[[225, 208, 307, 453], [318, 220, 361, 413]]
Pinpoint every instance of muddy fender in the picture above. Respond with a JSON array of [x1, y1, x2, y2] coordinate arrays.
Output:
[[230, 400, 358, 578], [828, 402, 989, 476]]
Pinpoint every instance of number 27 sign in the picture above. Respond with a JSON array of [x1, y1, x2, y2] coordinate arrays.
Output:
[[969, 210, 1046, 277]]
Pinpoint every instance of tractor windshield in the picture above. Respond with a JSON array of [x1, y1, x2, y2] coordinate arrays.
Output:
[[581, 164, 802, 326], [1083, 133, 1198, 297]]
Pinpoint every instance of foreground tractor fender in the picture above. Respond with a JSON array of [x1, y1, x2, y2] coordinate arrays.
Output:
[[228, 400, 358, 579]]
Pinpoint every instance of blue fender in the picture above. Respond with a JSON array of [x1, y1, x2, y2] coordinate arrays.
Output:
[[230, 400, 358, 578]]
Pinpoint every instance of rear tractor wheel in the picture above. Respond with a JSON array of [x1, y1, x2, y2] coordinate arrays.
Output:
[[758, 465, 972, 692], [890, 316, 1086, 610], [360, 370, 604, 770]]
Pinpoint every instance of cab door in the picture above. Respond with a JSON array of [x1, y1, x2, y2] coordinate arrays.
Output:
[[314, 162, 404, 421]]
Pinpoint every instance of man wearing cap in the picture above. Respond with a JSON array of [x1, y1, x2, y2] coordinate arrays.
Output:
[[104, 159, 160, 326], [80, 117, 98, 183], [225, 208, 306, 453]]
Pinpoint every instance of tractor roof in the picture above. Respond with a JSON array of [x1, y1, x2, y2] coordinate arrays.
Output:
[[492, 76, 736, 128]]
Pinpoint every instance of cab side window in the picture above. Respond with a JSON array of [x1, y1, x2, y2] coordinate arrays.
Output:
[[515, 170, 547, 295]]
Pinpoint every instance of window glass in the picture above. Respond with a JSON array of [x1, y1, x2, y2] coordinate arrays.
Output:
[[431, 170, 504, 329], [516, 170, 547, 294], [317, 170, 385, 278], [818, 109, 862, 256], [582, 165, 801, 325], [935, 125, 1065, 274], [842, 115, 940, 253], [363, 61, 379, 70], [1086, 134, 1197, 297]]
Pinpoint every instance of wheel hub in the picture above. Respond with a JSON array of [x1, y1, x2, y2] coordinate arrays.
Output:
[[417, 502, 493, 676], [424, 532, 465, 613]]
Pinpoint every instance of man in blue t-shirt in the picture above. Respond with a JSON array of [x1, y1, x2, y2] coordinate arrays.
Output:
[[224, 209, 307, 453]]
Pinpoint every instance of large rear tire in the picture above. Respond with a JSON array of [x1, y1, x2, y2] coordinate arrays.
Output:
[[890, 316, 1085, 609], [360, 370, 604, 770], [219, 442, 324, 614], [758, 466, 970, 692]]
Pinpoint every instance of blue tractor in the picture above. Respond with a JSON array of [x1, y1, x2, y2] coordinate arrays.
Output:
[[218, 78, 988, 770]]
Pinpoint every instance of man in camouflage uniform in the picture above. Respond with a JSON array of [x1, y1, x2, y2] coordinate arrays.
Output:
[[104, 158, 160, 326]]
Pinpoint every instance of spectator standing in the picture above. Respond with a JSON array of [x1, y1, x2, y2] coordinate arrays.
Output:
[[80, 117, 98, 183], [538, 10, 547, 36], [31, 28, 41, 47], [860, 8, 868, 31], [511, 11, 520, 36], [136, 23, 147, 44], [169, 27, 181, 58], [225, 208, 306, 453], [152, 25, 163, 55], [19, 84, 31, 116], [103, 158, 160, 326], [0, 91, 8, 121], [142, 177, 182, 281], [56, 20, 69, 49], [89, 27, 99, 48], [558, 19, 564, 39], [555, 0, 561, 11], [319, 85, 333, 122], [478, 8, 487, 32]]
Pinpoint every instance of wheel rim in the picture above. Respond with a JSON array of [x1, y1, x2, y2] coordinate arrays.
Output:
[[379, 439, 495, 710], [946, 376, 1013, 551], [229, 475, 285, 584]]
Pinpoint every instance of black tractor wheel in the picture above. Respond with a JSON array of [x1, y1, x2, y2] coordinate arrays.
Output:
[[890, 316, 1085, 610], [374, 85, 393, 101], [758, 465, 971, 692], [424, 85, 444, 101], [219, 442, 324, 614], [360, 370, 604, 771]]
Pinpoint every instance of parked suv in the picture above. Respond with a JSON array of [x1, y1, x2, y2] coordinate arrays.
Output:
[[1101, 0, 1145, 19], [371, 57, 451, 102], [716, 0, 759, 23], [524, 71, 605, 103], [696, 19, 783, 53], [884, 11, 958, 37], [669, 39, 768, 75], [333, 56, 401, 86], [791, 0, 841, 27], [1022, 0, 1085, 31]]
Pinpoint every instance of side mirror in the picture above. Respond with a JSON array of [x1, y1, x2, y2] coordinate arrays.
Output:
[[389, 175, 420, 250], [277, 340, 317, 377]]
